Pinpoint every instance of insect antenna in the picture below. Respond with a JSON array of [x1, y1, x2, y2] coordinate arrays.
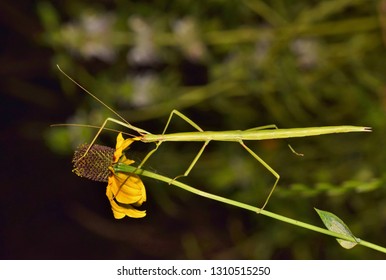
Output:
[[56, 65, 130, 126]]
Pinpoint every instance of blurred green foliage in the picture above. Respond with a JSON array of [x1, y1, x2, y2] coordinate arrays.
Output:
[[39, 0, 386, 259]]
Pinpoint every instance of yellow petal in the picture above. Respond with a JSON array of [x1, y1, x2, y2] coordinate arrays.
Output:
[[106, 184, 114, 201], [108, 172, 146, 205], [110, 199, 146, 219], [105, 133, 147, 219], [114, 133, 134, 162], [119, 155, 134, 165]]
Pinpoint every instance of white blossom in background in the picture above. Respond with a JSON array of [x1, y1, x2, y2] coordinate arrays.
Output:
[[127, 16, 158, 65], [60, 12, 117, 62], [173, 17, 207, 61], [290, 38, 320, 70], [129, 74, 158, 107], [126, 16, 160, 107]]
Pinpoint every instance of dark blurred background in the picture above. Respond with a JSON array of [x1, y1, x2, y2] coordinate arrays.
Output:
[[1, 0, 386, 259]]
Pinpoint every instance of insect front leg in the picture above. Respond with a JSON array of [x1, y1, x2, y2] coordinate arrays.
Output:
[[78, 117, 120, 161], [80, 117, 149, 160]]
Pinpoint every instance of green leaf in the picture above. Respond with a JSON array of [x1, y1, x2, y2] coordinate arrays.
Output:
[[315, 208, 360, 249], [36, 2, 60, 32]]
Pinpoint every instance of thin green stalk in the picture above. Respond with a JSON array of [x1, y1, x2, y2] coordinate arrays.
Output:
[[115, 163, 386, 254]]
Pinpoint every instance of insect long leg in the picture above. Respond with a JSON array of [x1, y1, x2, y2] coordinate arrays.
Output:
[[162, 109, 204, 133], [173, 139, 210, 182], [137, 109, 204, 169], [80, 117, 150, 160], [138, 110, 210, 183], [166, 110, 213, 182], [238, 140, 280, 213]]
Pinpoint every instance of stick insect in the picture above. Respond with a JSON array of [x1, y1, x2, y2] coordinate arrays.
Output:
[[56, 65, 371, 212]]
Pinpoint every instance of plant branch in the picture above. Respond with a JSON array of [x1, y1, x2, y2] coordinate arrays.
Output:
[[114, 163, 386, 254]]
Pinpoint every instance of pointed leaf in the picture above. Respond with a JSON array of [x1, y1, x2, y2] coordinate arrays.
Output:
[[315, 208, 360, 249]]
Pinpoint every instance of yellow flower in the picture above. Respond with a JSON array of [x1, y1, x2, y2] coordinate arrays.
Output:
[[106, 133, 146, 219]]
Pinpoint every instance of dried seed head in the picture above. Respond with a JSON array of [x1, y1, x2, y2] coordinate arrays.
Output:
[[72, 144, 115, 182]]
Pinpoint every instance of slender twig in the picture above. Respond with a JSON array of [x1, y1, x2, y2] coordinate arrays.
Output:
[[115, 163, 386, 254]]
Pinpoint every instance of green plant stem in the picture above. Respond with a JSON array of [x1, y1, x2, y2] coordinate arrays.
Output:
[[114, 163, 386, 254], [114, 17, 378, 47]]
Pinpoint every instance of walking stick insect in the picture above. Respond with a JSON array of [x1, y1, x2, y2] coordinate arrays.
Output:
[[55, 65, 371, 216]]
